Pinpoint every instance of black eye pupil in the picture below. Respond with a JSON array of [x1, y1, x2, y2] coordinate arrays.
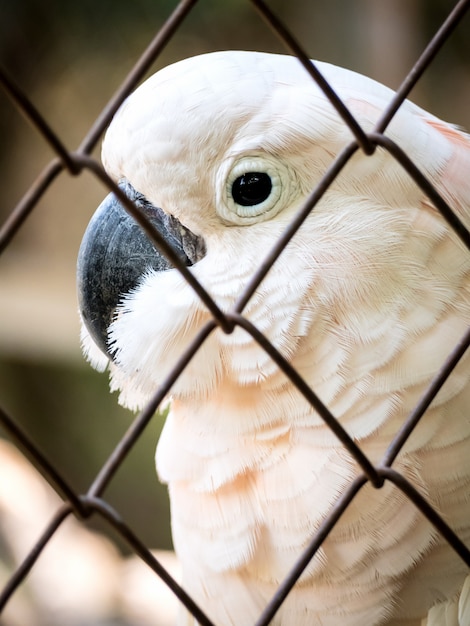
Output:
[[232, 172, 272, 206]]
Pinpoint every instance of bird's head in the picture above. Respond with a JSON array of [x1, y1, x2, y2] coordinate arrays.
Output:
[[77, 51, 452, 409], [78, 52, 341, 390]]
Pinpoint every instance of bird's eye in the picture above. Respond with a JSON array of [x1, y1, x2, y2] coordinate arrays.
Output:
[[218, 155, 291, 225], [231, 172, 272, 207]]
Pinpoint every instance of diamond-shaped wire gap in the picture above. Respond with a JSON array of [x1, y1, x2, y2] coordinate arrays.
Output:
[[226, 313, 381, 484], [0, 0, 200, 256]]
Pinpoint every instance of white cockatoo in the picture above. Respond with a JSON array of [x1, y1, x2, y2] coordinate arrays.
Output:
[[77, 51, 470, 626]]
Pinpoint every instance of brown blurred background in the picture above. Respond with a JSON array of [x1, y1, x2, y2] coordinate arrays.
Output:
[[0, 1, 469, 624]]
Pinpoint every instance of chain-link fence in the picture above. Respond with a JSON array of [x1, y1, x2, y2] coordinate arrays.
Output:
[[1, 1, 469, 625]]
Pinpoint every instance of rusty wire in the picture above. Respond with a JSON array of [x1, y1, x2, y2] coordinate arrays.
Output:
[[0, 0, 469, 624]]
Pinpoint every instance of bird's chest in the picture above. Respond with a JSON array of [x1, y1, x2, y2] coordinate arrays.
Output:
[[156, 389, 365, 584], [155, 382, 453, 590]]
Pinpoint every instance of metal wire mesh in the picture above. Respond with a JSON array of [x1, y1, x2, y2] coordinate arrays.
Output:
[[0, 1, 469, 624]]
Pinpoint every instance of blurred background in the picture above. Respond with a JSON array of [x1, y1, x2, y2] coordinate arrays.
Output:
[[0, 1, 469, 624]]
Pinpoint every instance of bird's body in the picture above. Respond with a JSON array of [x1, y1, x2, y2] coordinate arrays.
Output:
[[78, 52, 470, 625]]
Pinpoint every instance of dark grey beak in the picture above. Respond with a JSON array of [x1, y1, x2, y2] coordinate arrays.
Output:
[[77, 179, 205, 359]]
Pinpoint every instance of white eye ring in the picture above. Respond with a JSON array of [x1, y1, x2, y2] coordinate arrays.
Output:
[[216, 155, 291, 225]]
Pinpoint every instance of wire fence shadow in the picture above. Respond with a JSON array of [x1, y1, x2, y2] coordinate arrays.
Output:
[[0, 1, 469, 624]]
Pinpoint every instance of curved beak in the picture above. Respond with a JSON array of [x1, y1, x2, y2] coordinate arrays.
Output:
[[77, 179, 205, 359]]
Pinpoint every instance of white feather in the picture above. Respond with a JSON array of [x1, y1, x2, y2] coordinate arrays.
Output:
[[86, 51, 470, 625]]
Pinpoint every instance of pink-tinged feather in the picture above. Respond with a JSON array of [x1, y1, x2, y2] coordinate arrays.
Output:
[[80, 51, 470, 625]]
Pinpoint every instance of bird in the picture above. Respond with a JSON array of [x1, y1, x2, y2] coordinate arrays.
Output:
[[77, 51, 470, 625]]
